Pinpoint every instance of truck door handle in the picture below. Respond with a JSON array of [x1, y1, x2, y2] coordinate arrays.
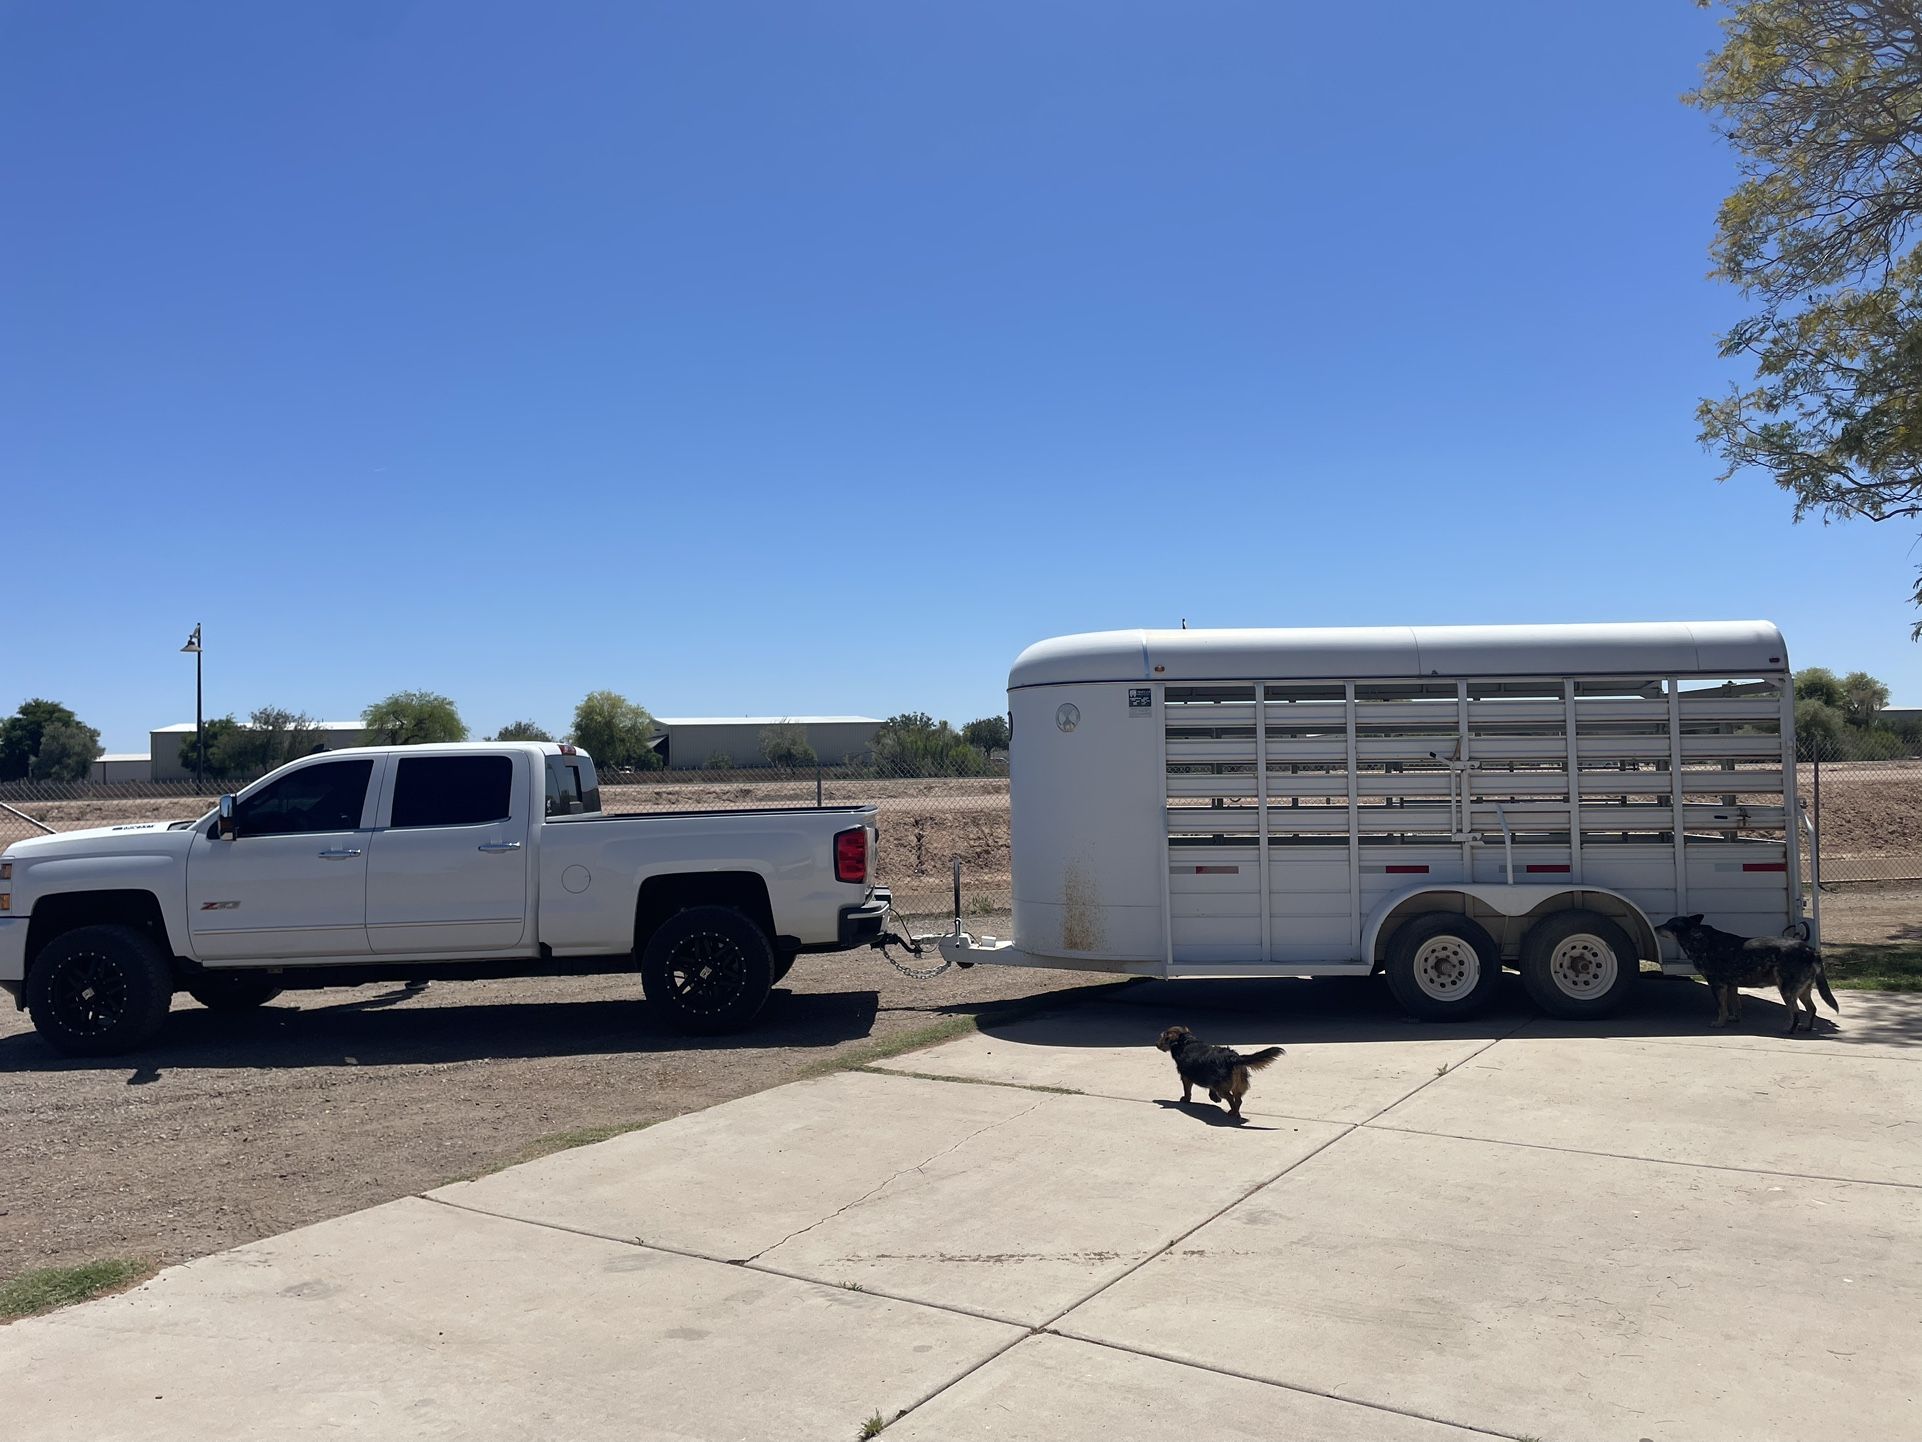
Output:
[[478, 841, 523, 853], [318, 848, 363, 860]]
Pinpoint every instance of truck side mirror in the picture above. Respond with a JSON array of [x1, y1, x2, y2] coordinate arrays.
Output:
[[218, 794, 237, 840]]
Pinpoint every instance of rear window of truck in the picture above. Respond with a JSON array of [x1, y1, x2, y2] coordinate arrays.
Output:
[[545, 755, 601, 816]]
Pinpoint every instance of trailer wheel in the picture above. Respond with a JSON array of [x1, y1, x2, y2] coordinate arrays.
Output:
[[1384, 913, 1502, 1020], [1519, 911, 1639, 1019], [25, 924, 175, 1057], [641, 905, 775, 1035], [185, 974, 285, 1012]]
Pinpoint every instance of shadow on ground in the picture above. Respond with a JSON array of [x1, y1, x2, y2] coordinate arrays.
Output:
[[977, 972, 1922, 1051]]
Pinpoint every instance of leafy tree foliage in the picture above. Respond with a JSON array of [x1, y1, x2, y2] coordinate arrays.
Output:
[[362, 691, 468, 746], [871, 712, 989, 777], [570, 691, 661, 769], [1689, 1, 1922, 632], [961, 715, 1011, 754], [758, 720, 817, 768], [1, 700, 99, 782], [492, 720, 554, 741]]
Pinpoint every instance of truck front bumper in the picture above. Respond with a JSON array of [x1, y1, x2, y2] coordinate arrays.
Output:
[[838, 888, 891, 948], [0, 916, 28, 1006]]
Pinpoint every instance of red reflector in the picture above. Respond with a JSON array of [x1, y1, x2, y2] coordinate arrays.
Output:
[[1742, 862, 1787, 872], [834, 828, 868, 884], [1526, 864, 1571, 874], [1193, 865, 1239, 875], [1385, 864, 1429, 874]]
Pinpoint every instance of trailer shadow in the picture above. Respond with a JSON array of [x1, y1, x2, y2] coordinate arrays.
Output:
[[974, 973, 1922, 1052], [0, 982, 885, 1075]]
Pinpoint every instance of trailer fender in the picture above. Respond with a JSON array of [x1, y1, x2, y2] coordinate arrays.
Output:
[[1364, 885, 1661, 968]]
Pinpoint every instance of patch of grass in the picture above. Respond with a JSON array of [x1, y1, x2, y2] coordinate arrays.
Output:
[[445, 1120, 661, 1184], [1824, 942, 1922, 991], [858, 1412, 886, 1439], [1, 1259, 155, 1322]]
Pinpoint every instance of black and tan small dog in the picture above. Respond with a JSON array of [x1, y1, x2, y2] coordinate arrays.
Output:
[[1156, 1025, 1284, 1120], [1655, 914, 1839, 1033]]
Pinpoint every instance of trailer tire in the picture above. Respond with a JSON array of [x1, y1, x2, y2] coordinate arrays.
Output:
[[185, 974, 285, 1012], [641, 905, 775, 1035], [1519, 910, 1639, 1019], [26, 924, 174, 1057], [1384, 913, 1502, 1020]]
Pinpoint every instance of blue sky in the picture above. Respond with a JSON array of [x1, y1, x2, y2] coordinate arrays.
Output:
[[4, 1, 1916, 753]]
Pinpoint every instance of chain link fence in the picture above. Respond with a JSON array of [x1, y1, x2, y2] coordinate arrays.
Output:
[[0, 735, 1913, 933]]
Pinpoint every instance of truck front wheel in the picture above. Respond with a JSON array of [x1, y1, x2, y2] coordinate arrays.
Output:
[[26, 924, 175, 1057], [641, 905, 775, 1035]]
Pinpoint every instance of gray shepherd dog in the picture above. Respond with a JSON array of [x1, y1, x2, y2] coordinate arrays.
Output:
[[1655, 915, 1838, 1034]]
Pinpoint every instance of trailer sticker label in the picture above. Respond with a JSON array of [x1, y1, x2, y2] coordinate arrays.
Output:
[[1128, 688, 1152, 713]]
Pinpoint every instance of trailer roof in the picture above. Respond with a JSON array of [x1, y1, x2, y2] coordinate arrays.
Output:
[[1009, 621, 1788, 688]]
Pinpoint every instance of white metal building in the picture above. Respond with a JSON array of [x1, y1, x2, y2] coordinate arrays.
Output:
[[148, 721, 366, 780], [651, 716, 883, 770], [90, 754, 152, 783]]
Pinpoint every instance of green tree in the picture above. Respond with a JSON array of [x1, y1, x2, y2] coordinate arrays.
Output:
[[1689, 2, 1922, 633], [178, 716, 241, 776], [1795, 697, 1846, 758], [961, 715, 1010, 754], [871, 712, 989, 778], [758, 719, 816, 769], [493, 720, 554, 742], [218, 707, 321, 776], [27, 719, 102, 781], [1840, 669, 1891, 728], [570, 690, 660, 769], [362, 691, 468, 746], [1, 700, 90, 782], [1793, 667, 1845, 708]]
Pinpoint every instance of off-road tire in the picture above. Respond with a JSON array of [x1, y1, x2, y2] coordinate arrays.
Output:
[[26, 924, 175, 1057], [640, 905, 776, 1035]]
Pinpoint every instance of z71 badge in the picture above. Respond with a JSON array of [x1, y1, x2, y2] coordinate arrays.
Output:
[[199, 901, 240, 911]]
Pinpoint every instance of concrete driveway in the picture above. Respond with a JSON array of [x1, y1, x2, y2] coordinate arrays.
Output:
[[5, 976, 1918, 1441]]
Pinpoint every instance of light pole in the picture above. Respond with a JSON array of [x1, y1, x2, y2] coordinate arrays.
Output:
[[180, 624, 203, 787]]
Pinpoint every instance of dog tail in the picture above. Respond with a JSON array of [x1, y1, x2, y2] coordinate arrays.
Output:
[[1815, 963, 1840, 1013], [1782, 919, 1811, 942], [1241, 1046, 1285, 1070]]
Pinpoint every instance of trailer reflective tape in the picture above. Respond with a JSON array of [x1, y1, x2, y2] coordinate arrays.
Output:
[[1192, 865, 1240, 874], [1380, 864, 1429, 874], [1525, 863, 1571, 874], [1742, 862, 1787, 872]]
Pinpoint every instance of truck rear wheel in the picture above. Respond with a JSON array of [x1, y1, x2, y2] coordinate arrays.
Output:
[[1384, 913, 1503, 1020], [26, 924, 175, 1057], [185, 974, 285, 1012], [1519, 910, 1639, 1019], [641, 905, 775, 1035]]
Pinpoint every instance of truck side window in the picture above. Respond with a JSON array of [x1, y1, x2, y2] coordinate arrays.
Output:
[[234, 759, 375, 837], [390, 756, 513, 829]]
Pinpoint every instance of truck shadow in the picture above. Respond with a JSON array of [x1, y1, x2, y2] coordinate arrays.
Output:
[[975, 973, 1920, 1052], [0, 983, 885, 1075]]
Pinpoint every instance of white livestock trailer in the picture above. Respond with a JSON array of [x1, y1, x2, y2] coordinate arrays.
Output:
[[935, 621, 1810, 1020]]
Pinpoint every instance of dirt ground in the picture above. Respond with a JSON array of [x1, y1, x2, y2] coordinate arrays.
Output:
[[0, 951, 1116, 1291]]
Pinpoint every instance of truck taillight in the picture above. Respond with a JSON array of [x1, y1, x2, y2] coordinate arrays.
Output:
[[834, 827, 868, 885]]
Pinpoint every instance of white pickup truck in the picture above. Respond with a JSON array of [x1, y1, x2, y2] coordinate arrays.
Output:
[[0, 742, 888, 1056]]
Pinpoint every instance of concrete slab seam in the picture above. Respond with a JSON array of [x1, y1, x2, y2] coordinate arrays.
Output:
[[1360, 1121, 1922, 1191], [1354, 1018, 1536, 1127], [1038, 1326, 1533, 1441], [746, 1094, 1054, 1263]]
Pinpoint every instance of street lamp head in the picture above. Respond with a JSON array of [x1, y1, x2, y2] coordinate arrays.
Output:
[[180, 624, 202, 655]]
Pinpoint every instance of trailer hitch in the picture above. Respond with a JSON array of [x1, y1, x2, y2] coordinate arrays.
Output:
[[868, 858, 972, 979]]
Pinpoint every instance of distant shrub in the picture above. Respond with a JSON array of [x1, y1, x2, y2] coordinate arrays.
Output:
[[759, 720, 816, 769], [872, 712, 989, 778], [704, 751, 735, 770]]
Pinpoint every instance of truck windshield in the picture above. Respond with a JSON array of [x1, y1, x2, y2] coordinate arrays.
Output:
[[545, 754, 603, 816]]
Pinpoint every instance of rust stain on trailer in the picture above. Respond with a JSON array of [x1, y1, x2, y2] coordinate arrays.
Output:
[[1061, 860, 1104, 952]]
